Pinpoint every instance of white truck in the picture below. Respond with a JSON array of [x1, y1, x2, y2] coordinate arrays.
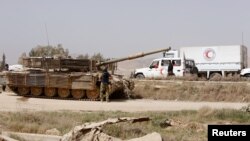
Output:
[[180, 45, 248, 78], [134, 50, 198, 78], [240, 68, 250, 77]]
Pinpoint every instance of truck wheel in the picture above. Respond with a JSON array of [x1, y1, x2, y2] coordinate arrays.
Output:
[[192, 67, 199, 75], [209, 73, 222, 81], [136, 74, 145, 79], [244, 74, 250, 78]]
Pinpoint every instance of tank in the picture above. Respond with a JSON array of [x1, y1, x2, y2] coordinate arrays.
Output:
[[6, 47, 171, 100]]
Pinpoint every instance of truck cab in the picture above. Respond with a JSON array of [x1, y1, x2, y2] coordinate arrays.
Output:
[[134, 50, 198, 79], [240, 68, 250, 77]]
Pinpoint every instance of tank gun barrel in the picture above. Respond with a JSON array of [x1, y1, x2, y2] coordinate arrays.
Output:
[[97, 47, 171, 66]]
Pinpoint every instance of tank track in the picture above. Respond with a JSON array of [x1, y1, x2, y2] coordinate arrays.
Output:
[[9, 87, 100, 101], [7, 82, 130, 101], [22, 95, 99, 101]]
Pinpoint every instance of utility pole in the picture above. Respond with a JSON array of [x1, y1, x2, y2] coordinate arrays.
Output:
[[1, 53, 5, 71], [242, 32, 244, 45], [45, 23, 50, 46]]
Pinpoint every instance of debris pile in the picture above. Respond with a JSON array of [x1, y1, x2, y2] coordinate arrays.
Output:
[[45, 128, 61, 136], [160, 118, 205, 133], [0, 117, 163, 141], [241, 104, 250, 113], [60, 117, 162, 141]]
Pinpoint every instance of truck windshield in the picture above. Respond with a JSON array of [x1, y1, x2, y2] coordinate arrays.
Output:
[[150, 61, 159, 68]]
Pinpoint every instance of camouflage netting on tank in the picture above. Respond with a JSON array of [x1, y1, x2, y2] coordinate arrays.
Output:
[[110, 76, 135, 99], [23, 57, 97, 72], [7, 72, 75, 88], [122, 78, 134, 98]]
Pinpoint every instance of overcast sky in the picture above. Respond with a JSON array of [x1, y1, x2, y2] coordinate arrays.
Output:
[[1, 0, 250, 64]]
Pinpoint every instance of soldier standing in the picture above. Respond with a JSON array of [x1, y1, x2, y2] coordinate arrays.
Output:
[[168, 60, 174, 76], [100, 67, 111, 102]]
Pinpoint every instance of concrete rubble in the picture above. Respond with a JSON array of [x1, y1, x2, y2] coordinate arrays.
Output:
[[0, 117, 162, 141], [46, 128, 61, 136], [241, 104, 250, 113], [160, 118, 182, 128], [60, 117, 162, 141]]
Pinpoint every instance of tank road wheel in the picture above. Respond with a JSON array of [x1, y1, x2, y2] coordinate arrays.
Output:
[[18, 87, 30, 96], [31, 87, 43, 96], [45, 87, 57, 97], [86, 89, 99, 100], [72, 89, 85, 99], [58, 88, 70, 98]]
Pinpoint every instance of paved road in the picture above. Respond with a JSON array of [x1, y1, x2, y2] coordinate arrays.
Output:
[[0, 92, 248, 112]]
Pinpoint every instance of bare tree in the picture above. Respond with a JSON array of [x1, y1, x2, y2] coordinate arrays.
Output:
[[18, 52, 27, 65], [91, 53, 104, 61], [76, 54, 89, 59]]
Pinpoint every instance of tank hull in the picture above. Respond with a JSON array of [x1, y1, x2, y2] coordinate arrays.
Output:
[[6, 71, 100, 100]]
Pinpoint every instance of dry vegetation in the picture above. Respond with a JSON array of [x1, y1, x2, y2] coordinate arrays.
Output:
[[133, 79, 250, 102], [0, 109, 249, 141], [143, 74, 249, 81]]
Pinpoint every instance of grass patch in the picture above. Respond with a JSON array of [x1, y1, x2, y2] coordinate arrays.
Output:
[[144, 75, 249, 82], [0, 109, 249, 141], [133, 80, 250, 102]]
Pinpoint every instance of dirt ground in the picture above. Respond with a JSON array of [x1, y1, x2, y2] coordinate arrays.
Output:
[[0, 92, 247, 112]]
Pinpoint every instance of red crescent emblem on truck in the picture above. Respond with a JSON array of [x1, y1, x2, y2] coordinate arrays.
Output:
[[203, 48, 216, 61], [160, 68, 164, 75]]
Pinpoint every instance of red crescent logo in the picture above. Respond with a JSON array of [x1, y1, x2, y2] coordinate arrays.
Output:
[[160, 68, 164, 75], [205, 50, 210, 58], [203, 48, 216, 61]]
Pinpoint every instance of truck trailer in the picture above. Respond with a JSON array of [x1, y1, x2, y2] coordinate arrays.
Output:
[[180, 45, 248, 78]]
